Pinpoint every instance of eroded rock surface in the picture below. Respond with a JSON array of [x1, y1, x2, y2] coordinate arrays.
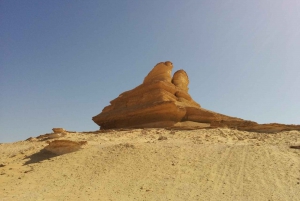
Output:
[[44, 140, 87, 155], [93, 61, 242, 130], [52, 128, 66, 133], [92, 61, 300, 133], [143, 61, 173, 84], [172, 70, 189, 92], [210, 121, 300, 133]]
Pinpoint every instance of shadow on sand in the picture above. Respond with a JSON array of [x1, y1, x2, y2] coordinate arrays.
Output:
[[24, 149, 57, 165], [290, 145, 300, 150]]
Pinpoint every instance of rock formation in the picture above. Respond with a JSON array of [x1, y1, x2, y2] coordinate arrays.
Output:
[[44, 140, 87, 155], [93, 61, 242, 129], [52, 128, 66, 133], [92, 61, 300, 133]]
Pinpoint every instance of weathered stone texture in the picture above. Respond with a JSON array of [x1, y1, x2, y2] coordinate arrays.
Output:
[[93, 61, 241, 129], [92, 61, 300, 133], [44, 140, 87, 155]]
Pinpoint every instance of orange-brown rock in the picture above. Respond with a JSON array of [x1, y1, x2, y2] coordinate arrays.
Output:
[[245, 123, 300, 133], [92, 61, 300, 133], [92, 61, 242, 129], [143, 61, 173, 84], [44, 140, 87, 155], [172, 69, 189, 92], [52, 128, 66, 133], [210, 121, 300, 133]]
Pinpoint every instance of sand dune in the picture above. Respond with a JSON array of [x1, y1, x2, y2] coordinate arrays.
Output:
[[1, 129, 300, 200]]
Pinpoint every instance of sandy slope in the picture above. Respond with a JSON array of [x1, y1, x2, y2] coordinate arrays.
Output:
[[0, 129, 299, 201]]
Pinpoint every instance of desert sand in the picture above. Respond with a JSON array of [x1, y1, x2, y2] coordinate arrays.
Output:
[[1, 128, 299, 201]]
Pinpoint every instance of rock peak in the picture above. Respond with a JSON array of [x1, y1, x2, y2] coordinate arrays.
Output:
[[172, 69, 189, 92], [143, 61, 173, 84]]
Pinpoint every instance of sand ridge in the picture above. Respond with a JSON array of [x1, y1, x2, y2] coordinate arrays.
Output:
[[0, 128, 300, 200]]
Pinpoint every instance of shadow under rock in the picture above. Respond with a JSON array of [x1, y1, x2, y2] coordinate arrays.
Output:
[[24, 149, 57, 165], [290, 145, 300, 150]]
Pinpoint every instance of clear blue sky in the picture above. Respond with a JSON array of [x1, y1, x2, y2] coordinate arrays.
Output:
[[1, 0, 300, 142]]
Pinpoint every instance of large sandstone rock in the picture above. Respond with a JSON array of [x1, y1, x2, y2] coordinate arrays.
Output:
[[92, 61, 300, 133], [92, 61, 242, 129]]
